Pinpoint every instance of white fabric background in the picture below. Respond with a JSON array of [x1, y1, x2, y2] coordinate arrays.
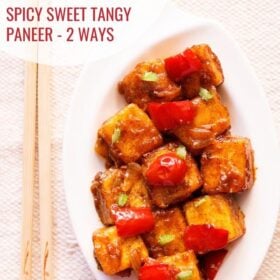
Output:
[[0, 0, 279, 279]]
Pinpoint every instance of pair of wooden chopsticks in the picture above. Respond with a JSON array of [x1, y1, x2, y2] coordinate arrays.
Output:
[[20, 62, 53, 280]]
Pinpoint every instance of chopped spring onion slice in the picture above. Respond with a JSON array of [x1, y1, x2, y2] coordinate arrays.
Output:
[[176, 145, 187, 160], [141, 71, 159, 82], [117, 193, 128, 207], [158, 234, 175, 246], [194, 197, 207, 207], [176, 270, 193, 280], [199, 88, 213, 101], [112, 127, 121, 144]]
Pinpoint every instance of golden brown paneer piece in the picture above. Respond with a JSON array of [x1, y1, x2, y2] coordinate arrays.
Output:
[[158, 251, 202, 280], [201, 136, 255, 193], [96, 104, 163, 163], [142, 143, 202, 208], [91, 163, 150, 225], [143, 208, 186, 258], [118, 59, 181, 110], [184, 195, 245, 242], [181, 44, 224, 99], [173, 87, 230, 153], [191, 44, 224, 87], [93, 226, 148, 275]]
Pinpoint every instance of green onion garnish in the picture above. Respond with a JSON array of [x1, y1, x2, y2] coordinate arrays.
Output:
[[199, 88, 213, 101], [158, 234, 175, 246], [176, 270, 193, 280], [176, 145, 187, 160], [117, 193, 128, 207], [141, 71, 159, 82], [112, 127, 121, 144], [194, 197, 207, 207]]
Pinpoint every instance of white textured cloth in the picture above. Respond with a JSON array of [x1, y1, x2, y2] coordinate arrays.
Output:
[[0, 0, 279, 279]]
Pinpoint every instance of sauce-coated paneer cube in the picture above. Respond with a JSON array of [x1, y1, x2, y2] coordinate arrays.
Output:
[[173, 88, 230, 153], [91, 163, 150, 225], [119, 59, 181, 110], [143, 208, 186, 258], [191, 44, 224, 87], [201, 136, 255, 193], [158, 251, 202, 280], [93, 226, 149, 275], [97, 104, 163, 163], [142, 143, 202, 208], [181, 44, 224, 99], [184, 195, 245, 242]]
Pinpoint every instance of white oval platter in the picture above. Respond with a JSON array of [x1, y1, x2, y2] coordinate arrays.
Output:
[[63, 3, 280, 280]]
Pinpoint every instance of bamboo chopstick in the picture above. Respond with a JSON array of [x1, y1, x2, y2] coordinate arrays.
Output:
[[38, 64, 53, 280], [21, 1, 53, 279], [21, 0, 39, 276], [21, 62, 38, 280]]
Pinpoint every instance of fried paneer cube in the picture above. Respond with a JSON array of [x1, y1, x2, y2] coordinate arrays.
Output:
[[184, 195, 245, 242], [191, 44, 224, 86], [93, 226, 148, 275], [158, 251, 202, 280], [92, 168, 123, 225], [118, 59, 181, 110], [142, 143, 202, 208], [91, 163, 150, 225], [173, 87, 230, 153], [181, 44, 224, 99], [143, 208, 186, 258], [201, 136, 255, 193], [96, 104, 163, 163]]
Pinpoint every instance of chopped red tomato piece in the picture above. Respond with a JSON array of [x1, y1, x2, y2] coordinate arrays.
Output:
[[113, 207, 155, 237], [201, 249, 228, 280], [147, 101, 196, 131], [164, 49, 202, 82], [184, 225, 229, 253], [145, 152, 187, 187], [139, 263, 178, 280]]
